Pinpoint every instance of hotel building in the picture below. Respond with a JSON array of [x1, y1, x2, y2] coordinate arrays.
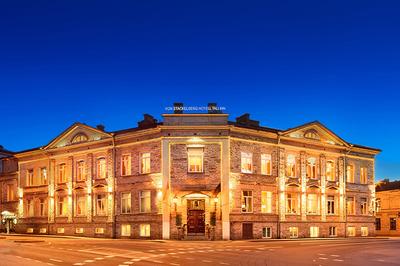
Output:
[[375, 180, 400, 236]]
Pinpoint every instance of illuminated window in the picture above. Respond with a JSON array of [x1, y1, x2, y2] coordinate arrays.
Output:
[[97, 158, 107, 179], [121, 154, 131, 176], [307, 194, 318, 214], [95, 228, 104, 234], [261, 191, 272, 213], [27, 169, 34, 186], [286, 193, 298, 214], [390, 218, 397, 230], [96, 194, 107, 216], [140, 224, 151, 237], [329, 226, 337, 237], [121, 192, 131, 214], [261, 154, 272, 175], [241, 190, 253, 213], [57, 196, 68, 216], [376, 218, 381, 230], [57, 228, 65, 234], [6, 184, 14, 201], [39, 167, 47, 185], [306, 157, 317, 179], [58, 163, 66, 183], [76, 196, 86, 216], [140, 191, 151, 213], [360, 198, 368, 215], [360, 167, 368, 184], [121, 224, 131, 237], [327, 195, 335, 215], [76, 161, 85, 181], [140, 153, 151, 174], [346, 165, 354, 183], [304, 130, 320, 140], [310, 226, 319, 238], [241, 152, 253, 174], [39, 198, 47, 216], [326, 161, 335, 181], [27, 199, 34, 217], [361, 227, 368, 236], [376, 198, 381, 212], [347, 226, 356, 237], [262, 227, 272, 238], [71, 133, 88, 144], [346, 197, 355, 215], [289, 227, 298, 238], [187, 148, 203, 173], [286, 155, 296, 178], [76, 228, 84, 234]]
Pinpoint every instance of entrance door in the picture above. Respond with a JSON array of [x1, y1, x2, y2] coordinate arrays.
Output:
[[242, 223, 253, 239], [187, 199, 205, 235]]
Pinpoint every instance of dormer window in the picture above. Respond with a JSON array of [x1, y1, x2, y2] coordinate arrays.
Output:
[[304, 130, 320, 140], [71, 133, 88, 144]]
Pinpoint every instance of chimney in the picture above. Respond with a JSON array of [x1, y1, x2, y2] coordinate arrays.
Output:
[[236, 113, 260, 127], [208, 103, 222, 114], [96, 124, 105, 131], [173, 102, 184, 114], [138, 114, 158, 129]]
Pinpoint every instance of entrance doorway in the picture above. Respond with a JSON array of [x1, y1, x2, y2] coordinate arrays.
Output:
[[187, 199, 205, 235], [242, 223, 253, 239]]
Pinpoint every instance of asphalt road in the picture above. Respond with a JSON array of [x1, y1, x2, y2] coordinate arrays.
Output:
[[0, 235, 399, 266]]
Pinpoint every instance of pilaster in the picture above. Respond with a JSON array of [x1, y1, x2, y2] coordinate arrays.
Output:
[[67, 156, 73, 223], [106, 149, 114, 223], [300, 152, 307, 221], [221, 139, 230, 240], [48, 159, 55, 223], [320, 154, 326, 221], [338, 156, 345, 221], [86, 153, 93, 222], [278, 147, 286, 222], [161, 139, 171, 239]]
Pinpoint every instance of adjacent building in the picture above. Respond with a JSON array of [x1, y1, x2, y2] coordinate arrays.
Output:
[[375, 180, 400, 236], [0, 104, 380, 239]]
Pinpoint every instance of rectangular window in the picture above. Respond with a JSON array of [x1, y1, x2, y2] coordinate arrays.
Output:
[[140, 191, 151, 213], [97, 158, 107, 179], [360, 167, 368, 184], [58, 163, 66, 183], [262, 227, 272, 238], [347, 226, 356, 237], [57, 228, 64, 234], [390, 217, 397, 230], [121, 192, 131, 214], [39, 198, 46, 216], [327, 195, 335, 215], [376, 218, 381, 230], [95, 228, 104, 234], [376, 198, 381, 212], [261, 154, 272, 175], [360, 198, 368, 215], [76, 196, 86, 216], [241, 152, 253, 173], [121, 224, 131, 237], [346, 165, 354, 183], [187, 148, 203, 173], [76, 161, 85, 181], [96, 194, 107, 215], [76, 228, 84, 234], [361, 227, 368, 236], [306, 158, 317, 179], [27, 169, 34, 186], [40, 228, 47, 234], [310, 226, 319, 238], [39, 167, 47, 185], [6, 184, 14, 201], [346, 197, 355, 215], [241, 190, 253, 213], [307, 194, 318, 214], [121, 154, 131, 176], [27, 199, 34, 217], [286, 155, 296, 178], [289, 227, 298, 238], [58, 196, 68, 216], [261, 191, 272, 213], [140, 153, 151, 174], [329, 226, 337, 237], [326, 161, 335, 181], [286, 193, 298, 214], [139, 224, 151, 237]]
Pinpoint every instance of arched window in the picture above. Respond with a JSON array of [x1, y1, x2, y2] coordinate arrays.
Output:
[[71, 133, 88, 144], [304, 130, 320, 140]]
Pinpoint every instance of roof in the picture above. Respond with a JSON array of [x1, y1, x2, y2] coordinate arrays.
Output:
[[376, 180, 400, 192]]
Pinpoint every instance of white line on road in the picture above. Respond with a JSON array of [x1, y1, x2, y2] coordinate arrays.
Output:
[[318, 257, 328, 260], [123, 262, 134, 264], [73, 263, 85, 266], [84, 260, 94, 263], [330, 255, 340, 257], [50, 259, 63, 263], [94, 258, 104, 260], [169, 263, 180, 266], [333, 259, 344, 262]]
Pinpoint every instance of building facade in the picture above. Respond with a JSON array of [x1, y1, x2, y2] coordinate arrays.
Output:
[[375, 180, 400, 236], [1, 106, 380, 239]]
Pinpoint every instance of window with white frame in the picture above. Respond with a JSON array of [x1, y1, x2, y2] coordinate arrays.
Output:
[[326, 161, 335, 181], [27, 169, 34, 186], [97, 158, 107, 179], [261, 191, 272, 213], [329, 226, 337, 237], [6, 184, 14, 201], [57, 196, 68, 216], [360, 198, 368, 215], [346, 197, 355, 215], [347, 226, 356, 237], [310, 226, 319, 238], [140, 191, 151, 213], [121, 224, 131, 236], [286, 155, 296, 177], [361, 226, 368, 236], [187, 148, 203, 173], [39, 167, 47, 185], [346, 165, 354, 183], [289, 227, 298, 238], [95, 227, 105, 234], [261, 154, 272, 175], [27, 199, 34, 217], [307, 194, 318, 214], [76, 160, 85, 181], [262, 227, 272, 238], [58, 163, 66, 183], [39, 198, 46, 216], [140, 153, 151, 174], [286, 193, 298, 214], [241, 152, 253, 173], [96, 194, 107, 216], [376, 198, 381, 212], [76, 196, 86, 216], [306, 157, 317, 179], [327, 195, 335, 215], [360, 167, 368, 184], [140, 224, 151, 237], [241, 190, 253, 213], [121, 154, 131, 176], [121, 192, 131, 214]]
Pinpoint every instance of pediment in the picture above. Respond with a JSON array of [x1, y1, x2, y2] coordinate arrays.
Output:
[[44, 123, 112, 149], [282, 121, 349, 147]]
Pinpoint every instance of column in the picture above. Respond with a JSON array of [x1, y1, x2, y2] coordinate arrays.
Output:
[[86, 153, 93, 222], [161, 139, 171, 239], [106, 149, 114, 223], [278, 148, 286, 222], [338, 157, 345, 221], [300, 152, 307, 221], [67, 156, 73, 223], [48, 159, 55, 223], [221, 139, 230, 240], [320, 154, 326, 222]]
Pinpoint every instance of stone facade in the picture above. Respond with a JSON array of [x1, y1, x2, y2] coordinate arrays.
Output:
[[0, 108, 380, 240]]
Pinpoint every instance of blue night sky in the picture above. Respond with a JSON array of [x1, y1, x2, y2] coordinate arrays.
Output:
[[0, 1, 399, 180]]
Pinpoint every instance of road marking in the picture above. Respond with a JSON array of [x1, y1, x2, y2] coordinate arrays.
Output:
[[318, 257, 328, 260], [123, 263, 134, 265], [50, 259, 63, 263], [95, 258, 104, 260], [105, 255, 114, 258], [73, 263, 85, 266], [170, 263, 180, 266], [318, 253, 326, 256], [84, 260, 94, 263], [333, 259, 344, 262], [331, 255, 340, 257]]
